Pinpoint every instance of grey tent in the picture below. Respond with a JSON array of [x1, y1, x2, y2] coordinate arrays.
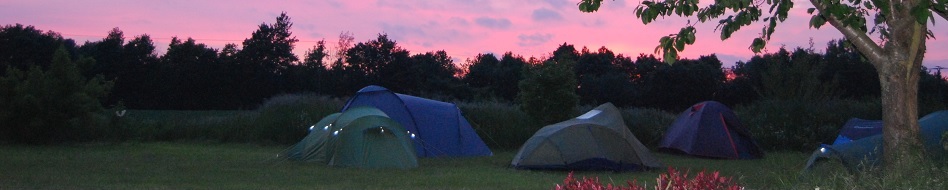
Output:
[[511, 103, 663, 171]]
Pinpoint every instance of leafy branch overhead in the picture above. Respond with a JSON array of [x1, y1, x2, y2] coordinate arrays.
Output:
[[579, 0, 946, 64]]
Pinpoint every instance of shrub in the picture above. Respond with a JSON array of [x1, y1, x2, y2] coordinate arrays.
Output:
[[621, 107, 677, 147], [251, 94, 344, 144], [555, 168, 743, 190], [655, 168, 742, 190], [458, 101, 539, 149], [555, 171, 641, 190], [114, 94, 343, 144], [735, 98, 882, 151]]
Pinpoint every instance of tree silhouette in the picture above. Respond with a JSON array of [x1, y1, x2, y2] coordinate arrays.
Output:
[[338, 34, 411, 93], [156, 37, 223, 109], [575, 46, 636, 106], [463, 52, 526, 101], [0, 46, 112, 144], [520, 55, 579, 125], [0, 24, 78, 74], [234, 12, 300, 107], [407, 50, 462, 97]]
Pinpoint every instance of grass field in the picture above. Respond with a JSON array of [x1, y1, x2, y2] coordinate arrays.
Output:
[[0, 142, 901, 189], [3, 98, 943, 189]]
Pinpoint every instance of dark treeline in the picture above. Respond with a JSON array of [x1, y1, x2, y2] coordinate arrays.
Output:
[[2, 13, 947, 112]]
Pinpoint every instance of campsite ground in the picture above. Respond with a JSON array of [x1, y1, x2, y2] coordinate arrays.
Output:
[[0, 142, 911, 189]]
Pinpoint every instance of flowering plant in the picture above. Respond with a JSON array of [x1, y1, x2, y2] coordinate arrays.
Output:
[[555, 167, 743, 190], [555, 171, 643, 190]]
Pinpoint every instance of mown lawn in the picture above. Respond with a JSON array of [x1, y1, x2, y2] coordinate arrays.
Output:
[[0, 142, 860, 189]]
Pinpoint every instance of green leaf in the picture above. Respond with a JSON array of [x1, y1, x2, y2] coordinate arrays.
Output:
[[810, 15, 827, 29], [662, 36, 675, 50], [686, 31, 696, 44], [750, 38, 766, 53], [911, 1, 932, 25], [871, 0, 890, 13], [807, 8, 816, 14], [664, 49, 677, 64], [675, 38, 686, 51]]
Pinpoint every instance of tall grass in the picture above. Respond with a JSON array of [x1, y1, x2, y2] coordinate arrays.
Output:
[[117, 94, 344, 144]]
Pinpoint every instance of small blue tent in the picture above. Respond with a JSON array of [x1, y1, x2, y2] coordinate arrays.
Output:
[[342, 85, 492, 157], [659, 101, 764, 159], [803, 110, 948, 171], [831, 118, 883, 145]]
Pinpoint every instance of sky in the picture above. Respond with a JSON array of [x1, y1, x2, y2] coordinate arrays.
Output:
[[2, 0, 947, 70]]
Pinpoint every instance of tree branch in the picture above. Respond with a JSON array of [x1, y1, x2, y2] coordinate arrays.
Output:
[[809, 0, 887, 65]]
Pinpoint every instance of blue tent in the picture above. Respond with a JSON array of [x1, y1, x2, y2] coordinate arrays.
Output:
[[659, 101, 764, 159], [831, 118, 883, 145], [803, 110, 948, 171], [342, 85, 492, 157]]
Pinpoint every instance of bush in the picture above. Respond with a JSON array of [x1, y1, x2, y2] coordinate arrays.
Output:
[[251, 94, 344, 144], [621, 107, 677, 147], [458, 101, 539, 149], [113, 94, 343, 144], [735, 98, 882, 151], [555, 171, 640, 190], [555, 168, 743, 190]]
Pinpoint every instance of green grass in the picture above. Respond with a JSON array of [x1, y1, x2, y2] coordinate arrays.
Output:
[[0, 142, 877, 189]]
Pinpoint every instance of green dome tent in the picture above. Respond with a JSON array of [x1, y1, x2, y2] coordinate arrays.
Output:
[[328, 115, 417, 169], [282, 112, 342, 162], [282, 106, 418, 169], [511, 103, 663, 171]]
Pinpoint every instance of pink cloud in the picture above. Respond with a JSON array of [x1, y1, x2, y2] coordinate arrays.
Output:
[[1, 0, 945, 68]]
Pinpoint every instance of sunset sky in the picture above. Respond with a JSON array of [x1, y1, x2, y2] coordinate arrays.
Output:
[[3, 0, 947, 69]]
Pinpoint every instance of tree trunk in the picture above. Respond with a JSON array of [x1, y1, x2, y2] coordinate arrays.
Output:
[[877, 1, 928, 174], [878, 62, 925, 174]]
